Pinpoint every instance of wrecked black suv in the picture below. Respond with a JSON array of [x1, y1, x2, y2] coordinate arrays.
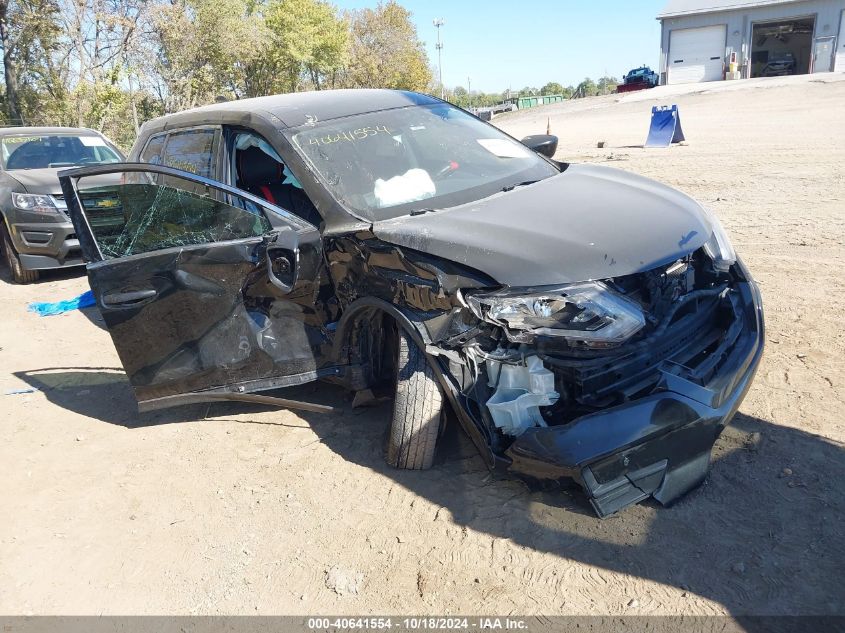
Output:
[[59, 90, 764, 517]]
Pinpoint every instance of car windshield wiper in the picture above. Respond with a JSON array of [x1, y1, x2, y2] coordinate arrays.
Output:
[[502, 180, 539, 192], [409, 207, 439, 216]]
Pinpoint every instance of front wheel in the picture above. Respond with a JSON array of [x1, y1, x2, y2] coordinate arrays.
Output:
[[387, 327, 443, 470], [1, 224, 39, 284]]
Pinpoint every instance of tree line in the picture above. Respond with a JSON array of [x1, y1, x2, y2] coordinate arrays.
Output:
[[0, 0, 432, 148], [445, 77, 620, 110], [0, 0, 622, 150]]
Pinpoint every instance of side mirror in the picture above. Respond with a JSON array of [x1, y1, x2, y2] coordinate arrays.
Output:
[[520, 134, 558, 158]]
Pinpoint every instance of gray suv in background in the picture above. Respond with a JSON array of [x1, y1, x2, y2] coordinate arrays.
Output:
[[0, 127, 124, 283]]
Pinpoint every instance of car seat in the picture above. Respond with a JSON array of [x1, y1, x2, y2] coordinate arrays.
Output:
[[237, 146, 321, 227]]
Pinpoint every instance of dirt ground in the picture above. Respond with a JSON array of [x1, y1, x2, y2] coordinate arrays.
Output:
[[1, 75, 844, 618]]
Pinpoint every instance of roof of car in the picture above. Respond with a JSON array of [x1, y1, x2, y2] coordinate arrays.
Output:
[[142, 89, 442, 133], [0, 126, 103, 137]]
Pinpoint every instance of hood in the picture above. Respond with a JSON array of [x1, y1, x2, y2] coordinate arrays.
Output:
[[373, 163, 713, 287], [5, 168, 65, 195], [6, 168, 122, 196]]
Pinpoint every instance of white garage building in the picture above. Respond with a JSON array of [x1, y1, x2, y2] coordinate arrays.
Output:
[[658, 0, 845, 84]]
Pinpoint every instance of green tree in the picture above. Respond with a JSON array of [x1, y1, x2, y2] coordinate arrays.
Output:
[[264, 0, 348, 92], [145, 0, 266, 111], [597, 75, 619, 95], [0, 0, 61, 124], [0, 0, 439, 148], [576, 77, 597, 97], [342, 1, 431, 91], [540, 81, 563, 95]]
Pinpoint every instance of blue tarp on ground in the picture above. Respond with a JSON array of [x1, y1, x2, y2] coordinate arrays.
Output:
[[28, 290, 96, 316], [645, 105, 685, 148]]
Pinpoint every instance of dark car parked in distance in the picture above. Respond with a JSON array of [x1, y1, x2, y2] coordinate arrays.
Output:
[[0, 127, 124, 283], [59, 90, 764, 517], [616, 66, 659, 93]]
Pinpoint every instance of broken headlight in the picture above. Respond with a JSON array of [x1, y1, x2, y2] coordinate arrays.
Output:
[[466, 281, 645, 347], [701, 207, 736, 272]]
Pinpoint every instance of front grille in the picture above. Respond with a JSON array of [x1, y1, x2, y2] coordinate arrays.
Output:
[[539, 251, 739, 420], [79, 192, 125, 235], [546, 291, 726, 406]]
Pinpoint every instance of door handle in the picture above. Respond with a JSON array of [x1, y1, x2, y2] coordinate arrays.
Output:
[[102, 289, 157, 307]]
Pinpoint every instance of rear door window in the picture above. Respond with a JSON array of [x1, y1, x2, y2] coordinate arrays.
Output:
[[140, 133, 167, 164], [161, 128, 217, 177]]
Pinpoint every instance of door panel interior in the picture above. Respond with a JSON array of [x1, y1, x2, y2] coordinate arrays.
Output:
[[86, 239, 329, 402], [60, 163, 334, 407]]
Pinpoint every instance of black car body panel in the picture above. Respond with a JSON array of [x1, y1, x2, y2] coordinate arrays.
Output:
[[59, 90, 764, 517], [147, 89, 438, 134], [373, 163, 712, 286], [59, 163, 339, 408]]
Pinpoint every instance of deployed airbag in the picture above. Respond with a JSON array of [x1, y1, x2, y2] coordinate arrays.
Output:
[[374, 168, 435, 208]]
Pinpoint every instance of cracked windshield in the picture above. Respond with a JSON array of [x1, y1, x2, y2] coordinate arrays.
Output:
[[75, 173, 271, 259], [289, 103, 559, 221]]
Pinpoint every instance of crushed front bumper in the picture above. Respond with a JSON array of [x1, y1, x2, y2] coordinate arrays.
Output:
[[504, 280, 764, 517]]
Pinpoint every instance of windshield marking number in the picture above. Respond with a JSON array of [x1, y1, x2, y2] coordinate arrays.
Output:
[[308, 126, 391, 146]]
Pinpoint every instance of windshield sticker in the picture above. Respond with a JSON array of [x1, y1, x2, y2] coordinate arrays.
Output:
[[1, 136, 41, 144], [305, 125, 392, 147], [164, 159, 200, 174], [476, 138, 532, 158], [79, 136, 107, 147]]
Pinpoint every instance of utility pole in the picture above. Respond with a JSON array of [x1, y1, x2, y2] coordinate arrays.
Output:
[[467, 76, 471, 109], [433, 18, 445, 100]]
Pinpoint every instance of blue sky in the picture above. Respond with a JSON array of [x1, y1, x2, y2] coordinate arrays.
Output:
[[333, 0, 668, 93]]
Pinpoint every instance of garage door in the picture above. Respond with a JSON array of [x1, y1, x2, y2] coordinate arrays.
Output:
[[668, 25, 726, 84]]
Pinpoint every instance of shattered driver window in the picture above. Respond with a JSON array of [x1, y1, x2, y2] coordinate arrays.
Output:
[[74, 171, 272, 259]]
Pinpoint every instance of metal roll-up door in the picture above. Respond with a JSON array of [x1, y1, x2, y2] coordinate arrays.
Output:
[[668, 25, 726, 84]]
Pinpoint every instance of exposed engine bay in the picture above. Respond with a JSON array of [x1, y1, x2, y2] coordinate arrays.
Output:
[[434, 249, 734, 438], [397, 244, 763, 516]]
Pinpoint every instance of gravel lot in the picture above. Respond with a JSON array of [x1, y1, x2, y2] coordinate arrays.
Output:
[[1, 75, 843, 618]]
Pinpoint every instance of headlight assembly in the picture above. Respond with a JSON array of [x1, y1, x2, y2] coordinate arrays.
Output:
[[465, 281, 645, 347], [12, 193, 58, 215], [701, 207, 736, 272]]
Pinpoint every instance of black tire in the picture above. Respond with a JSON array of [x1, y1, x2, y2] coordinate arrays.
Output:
[[1, 224, 39, 284], [387, 327, 443, 470]]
